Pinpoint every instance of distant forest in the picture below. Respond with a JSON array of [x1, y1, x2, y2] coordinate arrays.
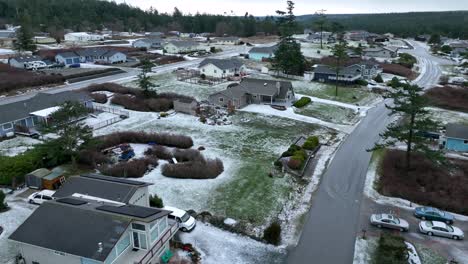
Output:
[[299, 11, 468, 39], [0, 0, 466, 39]]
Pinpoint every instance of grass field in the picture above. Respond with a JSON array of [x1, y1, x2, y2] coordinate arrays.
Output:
[[294, 102, 359, 125]]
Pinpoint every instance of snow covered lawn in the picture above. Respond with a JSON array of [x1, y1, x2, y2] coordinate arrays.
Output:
[[353, 237, 378, 264], [294, 102, 360, 125], [0, 137, 42, 157], [179, 223, 286, 264], [426, 107, 468, 126], [300, 42, 332, 58]]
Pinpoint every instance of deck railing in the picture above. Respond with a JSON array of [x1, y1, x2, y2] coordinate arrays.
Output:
[[136, 222, 179, 264]]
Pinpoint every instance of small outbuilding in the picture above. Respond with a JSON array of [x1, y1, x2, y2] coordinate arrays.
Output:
[[173, 99, 199, 116], [443, 123, 468, 152], [42, 167, 66, 190], [25, 168, 51, 189]]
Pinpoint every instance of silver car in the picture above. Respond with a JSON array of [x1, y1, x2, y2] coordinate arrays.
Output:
[[370, 214, 409, 232], [419, 221, 464, 240]]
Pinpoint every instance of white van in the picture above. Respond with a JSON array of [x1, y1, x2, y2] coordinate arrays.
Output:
[[164, 206, 196, 231], [27, 190, 55, 205]]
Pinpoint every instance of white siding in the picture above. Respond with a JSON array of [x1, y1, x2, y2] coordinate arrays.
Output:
[[129, 187, 149, 207], [17, 243, 84, 264]]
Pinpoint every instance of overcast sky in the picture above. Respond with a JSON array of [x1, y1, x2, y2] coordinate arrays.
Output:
[[112, 0, 468, 16]]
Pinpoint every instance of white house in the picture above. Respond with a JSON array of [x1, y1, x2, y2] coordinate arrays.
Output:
[[64, 32, 104, 43], [55, 48, 126, 65], [8, 55, 44, 69], [198, 58, 246, 78], [214, 37, 241, 45], [55, 52, 81, 65], [132, 38, 163, 49], [363, 47, 399, 58], [163, 41, 200, 54]]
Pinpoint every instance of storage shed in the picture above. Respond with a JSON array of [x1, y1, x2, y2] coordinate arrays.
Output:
[[42, 167, 66, 190], [25, 168, 51, 189]]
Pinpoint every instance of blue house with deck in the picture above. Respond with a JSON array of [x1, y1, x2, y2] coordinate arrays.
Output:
[[443, 123, 468, 152]]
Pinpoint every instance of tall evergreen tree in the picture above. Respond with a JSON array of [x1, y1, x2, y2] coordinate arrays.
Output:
[[272, 1, 305, 76], [14, 12, 36, 52], [138, 59, 156, 96], [331, 41, 348, 97], [313, 10, 327, 49], [371, 84, 444, 170]]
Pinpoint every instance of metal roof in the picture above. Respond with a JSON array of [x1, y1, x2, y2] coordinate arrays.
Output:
[[96, 204, 168, 219], [10, 55, 43, 63], [446, 123, 468, 140], [249, 45, 278, 54]]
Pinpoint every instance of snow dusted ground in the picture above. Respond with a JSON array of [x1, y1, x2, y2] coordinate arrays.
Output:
[[405, 242, 422, 264], [0, 190, 36, 264], [295, 93, 370, 112], [427, 107, 468, 125], [240, 104, 355, 134], [179, 223, 286, 264], [81, 112, 121, 128], [353, 237, 377, 264], [0, 137, 42, 157]]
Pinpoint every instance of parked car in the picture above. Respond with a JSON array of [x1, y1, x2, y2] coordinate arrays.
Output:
[[370, 214, 409, 232], [27, 190, 55, 205], [419, 221, 464, 240], [164, 206, 196, 232], [414, 207, 454, 224]]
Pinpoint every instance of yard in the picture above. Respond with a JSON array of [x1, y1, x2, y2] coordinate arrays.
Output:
[[294, 102, 359, 125], [293, 81, 380, 105], [300, 42, 332, 58]]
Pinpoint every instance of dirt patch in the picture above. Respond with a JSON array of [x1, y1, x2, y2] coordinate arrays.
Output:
[[425, 86, 468, 113], [379, 149, 468, 215]]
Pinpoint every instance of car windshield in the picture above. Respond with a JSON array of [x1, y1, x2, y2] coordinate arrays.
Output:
[[425, 221, 434, 227], [446, 225, 454, 232], [181, 213, 190, 222]]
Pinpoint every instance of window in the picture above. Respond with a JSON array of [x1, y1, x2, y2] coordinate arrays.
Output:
[[150, 226, 159, 242], [2, 123, 12, 130], [116, 233, 130, 255], [219, 97, 224, 102], [132, 223, 146, 231], [214, 70, 217, 73], [464, 140, 468, 144]]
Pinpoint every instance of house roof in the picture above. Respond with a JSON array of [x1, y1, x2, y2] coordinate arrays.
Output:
[[56, 51, 80, 58], [313, 64, 362, 77], [249, 45, 278, 54], [0, 91, 91, 125], [9, 198, 170, 261], [135, 38, 162, 44], [10, 55, 43, 63], [199, 58, 244, 70], [211, 84, 247, 99], [239, 78, 293, 99], [53, 173, 152, 203], [215, 37, 239, 42], [166, 41, 198, 48], [0, 30, 15, 38], [446, 123, 468, 140]]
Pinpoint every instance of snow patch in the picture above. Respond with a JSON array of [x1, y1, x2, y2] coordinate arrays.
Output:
[[405, 241, 421, 264]]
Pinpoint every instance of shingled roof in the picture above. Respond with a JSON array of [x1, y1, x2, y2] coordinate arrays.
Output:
[[446, 123, 468, 140], [0, 91, 91, 125], [199, 58, 244, 70]]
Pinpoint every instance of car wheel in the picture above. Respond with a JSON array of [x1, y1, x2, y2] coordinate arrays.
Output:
[[181, 227, 188, 232], [453, 236, 459, 240], [427, 232, 433, 236], [446, 220, 452, 224], [421, 216, 426, 220], [28, 199, 34, 204], [399, 228, 405, 232], [377, 224, 382, 228]]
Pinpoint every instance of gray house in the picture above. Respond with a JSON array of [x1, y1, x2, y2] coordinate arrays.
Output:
[[132, 38, 163, 49], [449, 42, 468, 57], [55, 51, 81, 65], [0, 91, 92, 137], [363, 47, 398, 58], [55, 48, 127, 65], [209, 78, 294, 109], [9, 197, 177, 264], [313, 64, 362, 84], [8, 55, 44, 69], [248, 45, 278, 61], [53, 174, 153, 207]]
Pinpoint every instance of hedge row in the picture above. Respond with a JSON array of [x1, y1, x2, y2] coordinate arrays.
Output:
[[302, 136, 319, 150], [293, 97, 311, 108], [96, 131, 194, 150], [161, 158, 224, 179], [100, 157, 158, 178]]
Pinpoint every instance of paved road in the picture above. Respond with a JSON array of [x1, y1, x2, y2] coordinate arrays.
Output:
[[287, 41, 447, 264], [0, 46, 248, 105]]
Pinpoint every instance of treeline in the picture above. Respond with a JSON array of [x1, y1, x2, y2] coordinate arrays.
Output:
[[0, 0, 277, 37], [300, 11, 468, 39]]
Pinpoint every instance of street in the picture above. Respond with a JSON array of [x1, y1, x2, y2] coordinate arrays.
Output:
[[287, 41, 450, 264]]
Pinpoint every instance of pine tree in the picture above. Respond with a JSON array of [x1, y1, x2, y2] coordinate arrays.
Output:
[[313, 10, 327, 49], [272, 1, 305, 76], [138, 59, 156, 96], [371, 84, 444, 170], [14, 12, 36, 52], [331, 41, 348, 97]]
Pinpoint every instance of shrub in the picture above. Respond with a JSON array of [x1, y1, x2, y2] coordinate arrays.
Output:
[[162, 158, 224, 179], [145, 145, 173, 160], [281, 150, 293, 157], [293, 149, 308, 161], [288, 144, 302, 152], [160, 112, 168, 117], [77, 149, 109, 167], [89, 93, 108, 104], [274, 160, 283, 168], [373, 233, 408, 264], [287, 158, 302, 170], [381, 63, 414, 78], [397, 53, 417, 69], [0, 190, 7, 210], [96, 131, 193, 150], [149, 194, 164, 208], [100, 158, 158, 178], [293, 97, 312, 108], [173, 149, 204, 162], [303, 136, 319, 150], [374, 74, 384, 83], [356, 79, 368, 86], [425, 86, 468, 112], [263, 221, 281, 245]]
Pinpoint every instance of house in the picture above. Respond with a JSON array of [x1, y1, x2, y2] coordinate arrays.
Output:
[[214, 37, 241, 45], [64, 32, 104, 43], [198, 58, 246, 78], [345, 31, 370, 41], [313, 64, 362, 83], [443, 123, 468, 152], [449, 42, 468, 57], [33, 36, 56, 44], [53, 174, 152, 207], [0, 29, 16, 47], [209, 78, 294, 109], [173, 99, 199, 116], [306, 32, 334, 44], [358, 61, 383, 79], [0, 91, 92, 137], [8, 55, 44, 69], [248, 45, 278, 61], [132, 38, 163, 49], [147, 32, 165, 38], [9, 197, 177, 264], [55, 51, 81, 65], [363, 47, 398, 58], [304, 29, 314, 35], [163, 41, 200, 54]]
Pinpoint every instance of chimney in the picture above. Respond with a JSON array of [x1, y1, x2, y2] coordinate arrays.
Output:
[[97, 242, 103, 253]]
